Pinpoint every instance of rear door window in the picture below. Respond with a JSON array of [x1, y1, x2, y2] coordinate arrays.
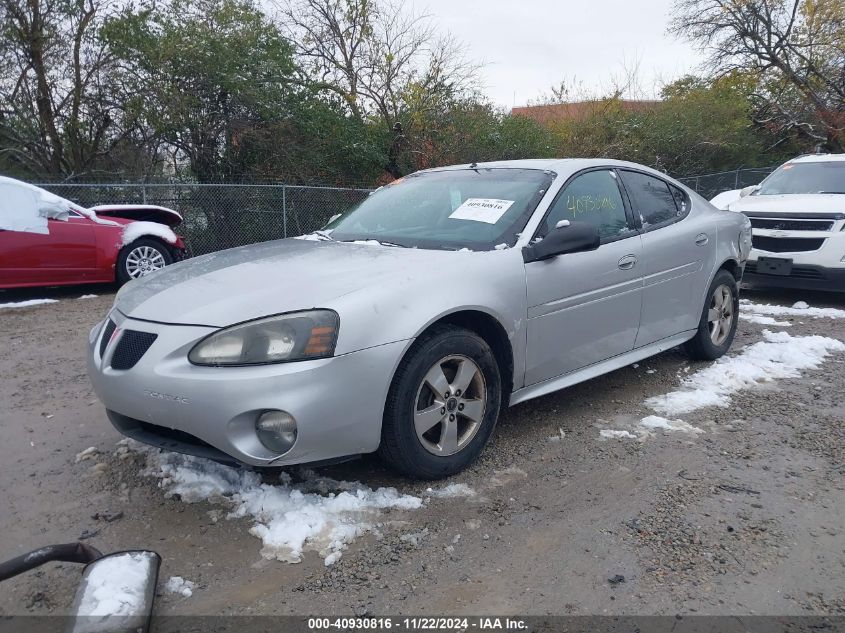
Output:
[[620, 171, 685, 230]]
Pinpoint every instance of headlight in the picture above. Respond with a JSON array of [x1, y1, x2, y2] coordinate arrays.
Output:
[[189, 310, 339, 366]]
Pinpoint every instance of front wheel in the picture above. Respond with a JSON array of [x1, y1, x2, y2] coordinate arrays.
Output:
[[379, 325, 502, 479], [117, 238, 173, 285], [684, 269, 739, 361]]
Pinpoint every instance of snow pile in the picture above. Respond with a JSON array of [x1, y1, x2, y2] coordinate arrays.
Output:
[[0, 176, 73, 234], [122, 221, 177, 246], [647, 330, 845, 416], [741, 299, 845, 320], [0, 298, 58, 309], [165, 576, 195, 598], [740, 313, 791, 327], [133, 444, 422, 565], [75, 551, 156, 618]]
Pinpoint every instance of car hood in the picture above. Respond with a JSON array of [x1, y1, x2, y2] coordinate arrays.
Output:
[[116, 238, 468, 327], [726, 194, 845, 216]]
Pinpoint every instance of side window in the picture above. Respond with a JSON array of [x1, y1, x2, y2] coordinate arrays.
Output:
[[543, 170, 631, 240], [620, 171, 683, 229]]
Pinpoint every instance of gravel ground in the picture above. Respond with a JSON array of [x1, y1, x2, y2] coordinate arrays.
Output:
[[0, 282, 843, 618]]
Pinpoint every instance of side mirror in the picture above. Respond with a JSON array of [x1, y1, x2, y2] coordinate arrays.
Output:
[[522, 221, 600, 263], [739, 185, 759, 198], [70, 551, 161, 633]]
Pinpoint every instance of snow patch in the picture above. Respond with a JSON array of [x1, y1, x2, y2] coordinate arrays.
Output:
[[599, 429, 638, 440], [0, 299, 58, 309], [130, 444, 421, 565], [78, 294, 98, 300], [75, 551, 156, 619], [638, 415, 704, 435], [740, 314, 791, 327], [122, 221, 177, 246], [164, 576, 195, 598], [741, 299, 845, 320], [426, 483, 476, 498], [646, 330, 845, 416]]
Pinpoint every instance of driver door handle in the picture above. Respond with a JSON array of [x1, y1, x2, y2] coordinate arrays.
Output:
[[618, 254, 638, 270]]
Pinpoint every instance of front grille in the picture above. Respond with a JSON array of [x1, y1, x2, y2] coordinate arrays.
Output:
[[752, 236, 825, 253], [110, 330, 157, 370], [99, 320, 116, 358], [749, 218, 834, 231]]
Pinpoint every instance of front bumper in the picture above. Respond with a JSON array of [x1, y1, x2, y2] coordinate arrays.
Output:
[[745, 220, 845, 291], [87, 310, 409, 467]]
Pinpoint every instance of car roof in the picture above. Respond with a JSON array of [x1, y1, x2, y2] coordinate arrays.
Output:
[[788, 153, 845, 164], [419, 158, 677, 181]]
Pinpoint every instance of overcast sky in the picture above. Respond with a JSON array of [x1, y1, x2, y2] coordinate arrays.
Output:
[[415, 0, 705, 108]]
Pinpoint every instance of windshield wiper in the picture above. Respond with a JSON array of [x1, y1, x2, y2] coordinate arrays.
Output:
[[339, 238, 407, 248], [819, 191, 845, 194], [313, 230, 334, 241]]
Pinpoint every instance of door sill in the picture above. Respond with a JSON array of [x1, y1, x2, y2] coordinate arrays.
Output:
[[510, 330, 696, 406]]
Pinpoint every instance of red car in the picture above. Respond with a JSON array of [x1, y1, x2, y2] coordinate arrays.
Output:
[[0, 177, 186, 289]]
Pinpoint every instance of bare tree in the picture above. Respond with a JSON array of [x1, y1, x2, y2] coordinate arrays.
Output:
[[671, 0, 845, 150], [277, 0, 479, 175], [0, 0, 131, 178]]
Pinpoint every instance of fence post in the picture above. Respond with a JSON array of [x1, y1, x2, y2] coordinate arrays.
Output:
[[282, 185, 287, 238], [734, 170, 740, 189]]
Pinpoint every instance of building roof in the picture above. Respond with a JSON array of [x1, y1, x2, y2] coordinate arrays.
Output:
[[511, 99, 662, 126]]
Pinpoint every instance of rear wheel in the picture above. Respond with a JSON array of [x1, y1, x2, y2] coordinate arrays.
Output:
[[117, 238, 173, 285], [684, 269, 739, 361], [379, 325, 502, 479]]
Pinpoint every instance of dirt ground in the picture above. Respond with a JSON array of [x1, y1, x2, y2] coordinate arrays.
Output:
[[1, 282, 844, 619]]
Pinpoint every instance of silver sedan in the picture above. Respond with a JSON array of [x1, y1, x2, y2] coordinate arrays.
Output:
[[88, 159, 752, 479]]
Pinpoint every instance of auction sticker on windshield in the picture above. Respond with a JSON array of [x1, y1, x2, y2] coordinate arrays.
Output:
[[449, 198, 515, 224]]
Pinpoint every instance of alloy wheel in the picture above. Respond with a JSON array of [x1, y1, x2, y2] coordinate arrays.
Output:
[[125, 246, 166, 279], [707, 284, 734, 345], [413, 354, 487, 456]]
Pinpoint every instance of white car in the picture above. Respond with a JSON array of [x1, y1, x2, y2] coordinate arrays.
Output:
[[711, 154, 845, 291]]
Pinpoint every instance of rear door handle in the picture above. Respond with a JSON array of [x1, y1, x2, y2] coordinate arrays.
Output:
[[618, 254, 638, 270], [695, 233, 709, 246]]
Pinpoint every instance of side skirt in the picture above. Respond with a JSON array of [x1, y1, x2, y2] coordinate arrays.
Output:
[[509, 330, 696, 406]]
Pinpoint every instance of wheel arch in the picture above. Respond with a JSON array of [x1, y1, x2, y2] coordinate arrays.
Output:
[[718, 257, 742, 282], [114, 235, 175, 283], [399, 309, 515, 407]]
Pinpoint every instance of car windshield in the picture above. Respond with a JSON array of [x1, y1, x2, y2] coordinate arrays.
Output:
[[324, 168, 555, 250], [757, 161, 845, 195]]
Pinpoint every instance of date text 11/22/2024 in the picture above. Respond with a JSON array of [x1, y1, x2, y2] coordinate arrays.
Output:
[[307, 617, 529, 630]]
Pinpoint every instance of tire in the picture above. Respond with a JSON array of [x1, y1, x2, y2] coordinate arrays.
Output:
[[379, 324, 502, 479], [684, 269, 739, 361], [116, 238, 173, 285]]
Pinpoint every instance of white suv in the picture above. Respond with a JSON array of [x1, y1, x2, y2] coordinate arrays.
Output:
[[711, 154, 845, 291]]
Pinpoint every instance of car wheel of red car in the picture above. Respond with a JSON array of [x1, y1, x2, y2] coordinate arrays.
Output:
[[117, 238, 173, 284]]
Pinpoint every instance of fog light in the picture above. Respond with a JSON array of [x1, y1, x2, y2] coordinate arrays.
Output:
[[256, 410, 297, 454]]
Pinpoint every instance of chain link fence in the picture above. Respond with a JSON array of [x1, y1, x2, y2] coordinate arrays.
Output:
[[34, 167, 778, 258], [34, 182, 372, 257], [678, 167, 777, 201]]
